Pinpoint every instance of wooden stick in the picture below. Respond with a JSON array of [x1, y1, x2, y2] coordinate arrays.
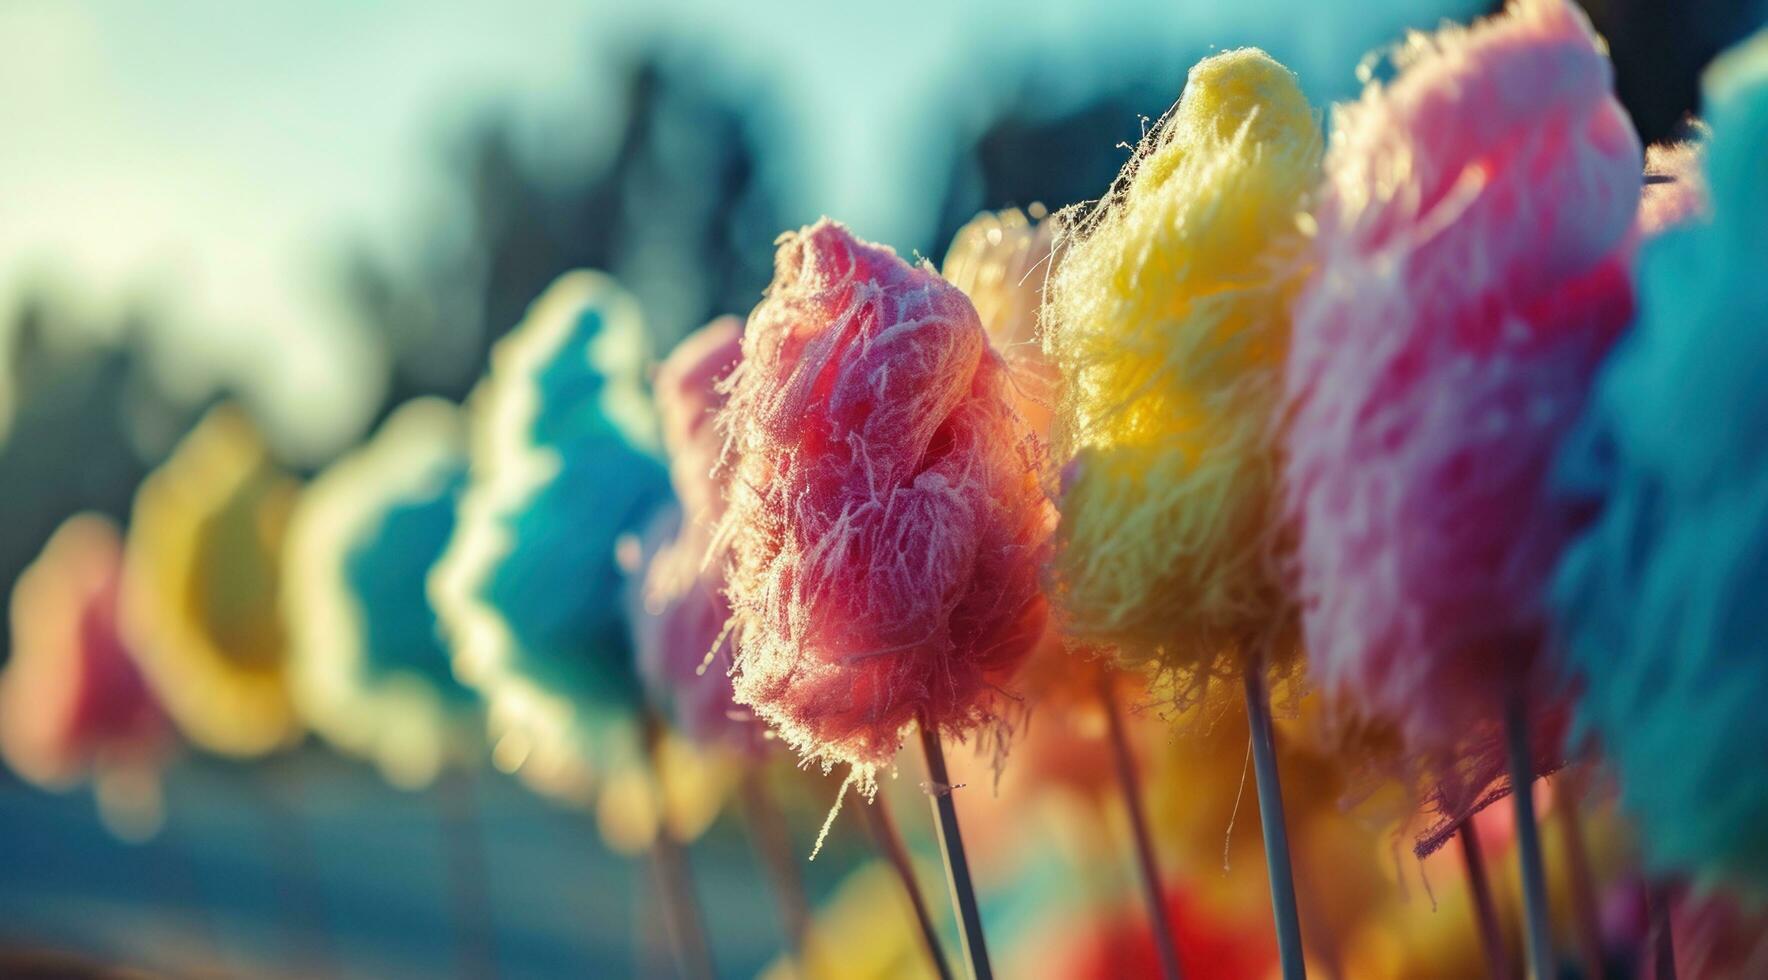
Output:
[[1646, 883, 1677, 980], [1096, 668, 1183, 980], [917, 716, 993, 980], [737, 767, 812, 960], [1504, 693, 1555, 980], [642, 719, 715, 980], [860, 792, 955, 980], [1458, 821, 1509, 980], [1242, 666, 1305, 980], [251, 759, 339, 980], [1552, 777, 1604, 980], [438, 765, 499, 980]]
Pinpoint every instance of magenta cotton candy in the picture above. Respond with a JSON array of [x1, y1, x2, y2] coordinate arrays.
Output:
[[1284, 0, 1643, 753], [715, 219, 1051, 778]]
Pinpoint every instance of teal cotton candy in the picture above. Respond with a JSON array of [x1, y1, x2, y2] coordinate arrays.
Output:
[[286, 398, 479, 789], [431, 271, 671, 799], [1553, 30, 1768, 894]]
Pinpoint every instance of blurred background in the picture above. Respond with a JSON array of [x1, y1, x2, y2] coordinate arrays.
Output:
[[1, 0, 1762, 976]]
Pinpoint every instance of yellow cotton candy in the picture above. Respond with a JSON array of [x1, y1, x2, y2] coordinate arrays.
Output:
[[123, 405, 302, 757], [1043, 48, 1320, 686]]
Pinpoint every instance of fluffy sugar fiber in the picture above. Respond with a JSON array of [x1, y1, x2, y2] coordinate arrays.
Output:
[[1042, 48, 1320, 694], [630, 317, 766, 755], [1284, 0, 1642, 758], [715, 220, 1052, 783], [123, 406, 302, 758], [430, 271, 671, 795], [285, 398, 478, 790], [1553, 30, 1768, 893]]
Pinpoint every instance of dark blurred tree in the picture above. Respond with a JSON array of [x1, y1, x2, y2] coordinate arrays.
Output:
[[0, 293, 199, 660], [344, 48, 789, 417], [1581, 0, 1767, 144], [931, 75, 1179, 263]]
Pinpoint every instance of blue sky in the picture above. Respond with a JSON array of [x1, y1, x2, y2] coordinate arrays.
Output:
[[0, 0, 1476, 461]]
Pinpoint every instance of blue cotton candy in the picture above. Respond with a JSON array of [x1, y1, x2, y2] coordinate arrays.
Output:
[[1553, 29, 1768, 894], [430, 271, 671, 797]]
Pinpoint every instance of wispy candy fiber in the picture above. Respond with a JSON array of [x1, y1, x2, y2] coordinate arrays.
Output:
[[1043, 48, 1321, 687], [716, 219, 1051, 780], [431, 271, 670, 796], [629, 316, 764, 754], [124, 406, 302, 758], [1552, 29, 1768, 893], [286, 398, 477, 789], [1284, 0, 1642, 756]]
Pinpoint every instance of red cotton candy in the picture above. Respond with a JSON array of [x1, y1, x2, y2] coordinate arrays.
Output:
[[1285, 0, 1642, 760], [715, 219, 1052, 782]]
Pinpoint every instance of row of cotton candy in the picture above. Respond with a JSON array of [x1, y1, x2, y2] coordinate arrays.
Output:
[[6, 0, 1768, 975]]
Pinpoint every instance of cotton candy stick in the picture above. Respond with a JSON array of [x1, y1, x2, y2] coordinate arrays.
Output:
[[1506, 693, 1554, 980], [1457, 822, 1509, 980], [860, 796, 956, 980], [1095, 669, 1182, 980], [715, 220, 1051, 978], [1042, 47, 1322, 978], [943, 208, 1181, 978], [642, 716, 715, 980], [916, 715, 993, 979], [1243, 663, 1303, 979]]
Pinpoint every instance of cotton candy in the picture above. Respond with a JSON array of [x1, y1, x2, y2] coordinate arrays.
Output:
[[123, 406, 302, 757], [943, 207, 1060, 444], [430, 271, 671, 798], [715, 219, 1051, 781], [629, 316, 765, 754], [1284, 0, 1642, 765], [2, 515, 170, 789], [1042, 48, 1321, 692], [1552, 29, 1768, 893], [285, 398, 478, 790]]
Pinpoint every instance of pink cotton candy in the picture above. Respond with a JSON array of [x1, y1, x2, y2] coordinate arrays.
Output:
[[715, 219, 1052, 779], [1284, 0, 1642, 758], [1, 515, 172, 789], [630, 316, 767, 755]]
